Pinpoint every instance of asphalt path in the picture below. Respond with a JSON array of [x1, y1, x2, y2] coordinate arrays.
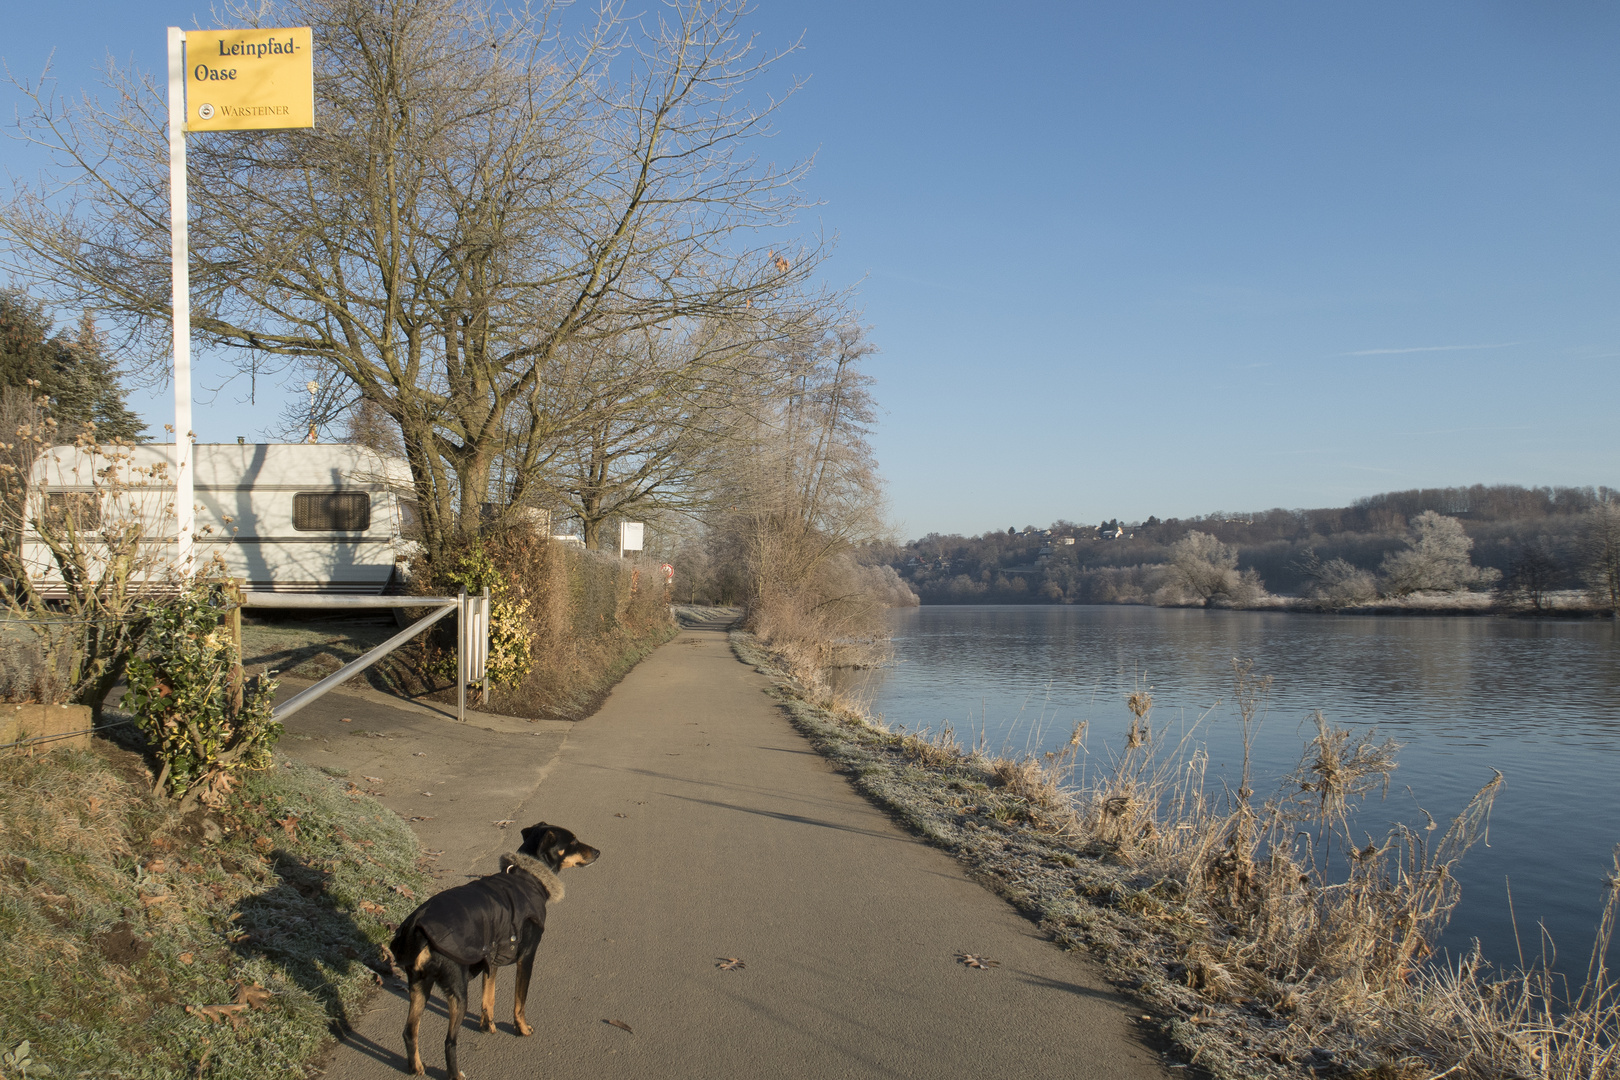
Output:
[[280, 627, 1170, 1080]]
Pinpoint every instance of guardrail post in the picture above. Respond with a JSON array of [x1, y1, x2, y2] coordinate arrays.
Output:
[[480, 585, 490, 703], [457, 589, 467, 722]]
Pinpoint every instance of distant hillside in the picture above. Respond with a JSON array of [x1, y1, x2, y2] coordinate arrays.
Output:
[[882, 484, 1619, 610]]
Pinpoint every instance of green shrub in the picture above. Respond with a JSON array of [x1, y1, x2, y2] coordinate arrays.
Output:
[[123, 582, 279, 805], [438, 543, 533, 689]]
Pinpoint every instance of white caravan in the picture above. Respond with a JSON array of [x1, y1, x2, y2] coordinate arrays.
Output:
[[23, 442, 420, 594]]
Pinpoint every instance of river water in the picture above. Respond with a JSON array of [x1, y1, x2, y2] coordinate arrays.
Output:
[[839, 605, 1620, 972]]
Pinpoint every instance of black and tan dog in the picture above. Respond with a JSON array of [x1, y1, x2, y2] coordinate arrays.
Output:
[[389, 822, 600, 1078]]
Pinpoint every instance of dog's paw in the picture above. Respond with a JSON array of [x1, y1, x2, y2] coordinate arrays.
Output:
[[514, 1019, 535, 1037], [480, 1018, 496, 1034]]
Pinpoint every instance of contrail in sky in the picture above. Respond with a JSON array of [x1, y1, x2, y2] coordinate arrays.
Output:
[[1344, 342, 1520, 356]]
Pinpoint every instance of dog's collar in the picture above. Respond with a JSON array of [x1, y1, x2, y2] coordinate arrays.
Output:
[[500, 851, 564, 902]]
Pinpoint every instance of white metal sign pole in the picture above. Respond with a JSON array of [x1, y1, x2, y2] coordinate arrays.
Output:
[[167, 27, 195, 576]]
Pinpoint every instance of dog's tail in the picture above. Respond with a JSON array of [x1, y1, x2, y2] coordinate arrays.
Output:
[[388, 916, 417, 974]]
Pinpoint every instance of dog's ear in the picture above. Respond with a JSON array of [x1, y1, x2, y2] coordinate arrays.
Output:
[[519, 823, 556, 857]]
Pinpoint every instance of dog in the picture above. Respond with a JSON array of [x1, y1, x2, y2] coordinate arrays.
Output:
[[389, 822, 600, 1078]]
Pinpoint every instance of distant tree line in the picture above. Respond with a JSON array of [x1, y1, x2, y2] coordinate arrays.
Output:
[[889, 485, 1620, 613]]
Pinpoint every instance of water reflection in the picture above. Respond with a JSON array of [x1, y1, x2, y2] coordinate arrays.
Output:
[[836, 606, 1620, 972]]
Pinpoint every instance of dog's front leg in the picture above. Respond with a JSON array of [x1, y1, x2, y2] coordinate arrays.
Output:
[[444, 966, 469, 1080], [511, 923, 543, 1037], [479, 967, 498, 1033]]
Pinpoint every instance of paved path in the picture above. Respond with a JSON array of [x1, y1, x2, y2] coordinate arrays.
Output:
[[285, 628, 1169, 1080]]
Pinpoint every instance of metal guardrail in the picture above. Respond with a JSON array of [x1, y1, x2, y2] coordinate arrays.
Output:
[[240, 589, 489, 723]]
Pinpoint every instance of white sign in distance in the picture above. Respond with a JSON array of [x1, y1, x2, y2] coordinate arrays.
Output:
[[619, 521, 645, 553]]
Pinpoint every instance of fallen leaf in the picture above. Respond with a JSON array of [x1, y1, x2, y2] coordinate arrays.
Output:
[[421, 791, 434, 797], [391, 884, 416, 899], [412, 752, 427, 757], [358, 900, 386, 915], [492, 820, 514, 828], [407, 815, 435, 822], [146, 857, 167, 874], [956, 953, 999, 969], [277, 815, 299, 837], [364, 776, 384, 783], [87, 796, 103, 813], [340, 717, 352, 723], [715, 957, 745, 971], [613, 813, 627, 818], [232, 982, 272, 1010], [178, 952, 194, 965], [187, 1003, 248, 1028], [604, 1019, 633, 1034]]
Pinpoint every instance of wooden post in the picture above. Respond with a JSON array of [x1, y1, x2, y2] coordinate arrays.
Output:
[[227, 578, 244, 714]]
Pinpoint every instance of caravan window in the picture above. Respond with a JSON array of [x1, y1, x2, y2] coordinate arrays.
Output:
[[397, 498, 423, 539], [293, 492, 371, 532]]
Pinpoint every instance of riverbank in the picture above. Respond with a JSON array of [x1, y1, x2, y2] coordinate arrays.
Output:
[[733, 629, 1620, 1079]]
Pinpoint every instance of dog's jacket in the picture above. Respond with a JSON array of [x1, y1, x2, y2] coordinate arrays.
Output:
[[391, 853, 563, 969]]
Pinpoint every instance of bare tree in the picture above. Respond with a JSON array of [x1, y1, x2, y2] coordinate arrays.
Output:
[[1494, 539, 1562, 611], [1160, 531, 1249, 606], [703, 317, 893, 662], [0, 410, 174, 720], [1580, 495, 1620, 611], [3, 0, 818, 566], [501, 316, 774, 549], [1292, 547, 1378, 607], [1379, 511, 1498, 594]]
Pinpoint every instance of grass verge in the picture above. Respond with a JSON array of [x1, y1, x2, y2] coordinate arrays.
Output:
[[0, 738, 430, 1079], [732, 631, 1620, 1080]]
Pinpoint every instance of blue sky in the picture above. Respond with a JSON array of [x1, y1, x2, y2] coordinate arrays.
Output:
[[6, 2, 1619, 536]]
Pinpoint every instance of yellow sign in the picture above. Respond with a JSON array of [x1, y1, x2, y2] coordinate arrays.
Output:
[[185, 28, 313, 131]]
